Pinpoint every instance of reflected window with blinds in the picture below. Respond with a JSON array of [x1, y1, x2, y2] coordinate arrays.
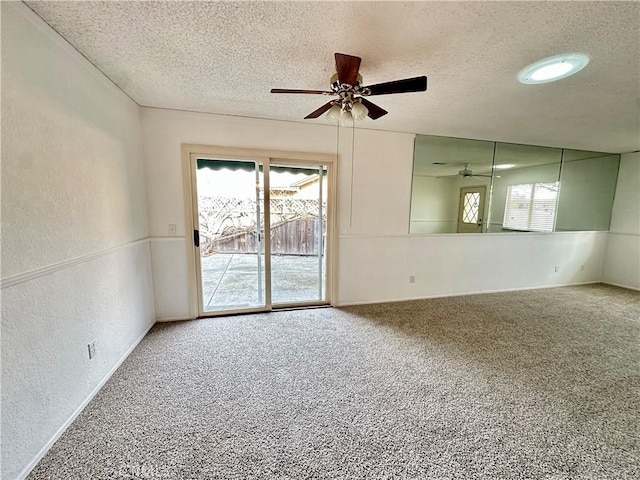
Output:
[[503, 182, 559, 232]]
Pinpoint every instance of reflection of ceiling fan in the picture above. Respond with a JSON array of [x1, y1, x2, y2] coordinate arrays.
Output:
[[458, 163, 492, 178], [270, 53, 427, 121]]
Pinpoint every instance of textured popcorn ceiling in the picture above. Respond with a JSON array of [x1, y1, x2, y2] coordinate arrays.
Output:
[[25, 1, 640, 153]]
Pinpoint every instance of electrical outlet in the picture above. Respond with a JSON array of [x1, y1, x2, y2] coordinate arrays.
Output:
[[88, 341, 96, 360], [168, 224, 177, 236], [581, 264, 585, 271], [409, 275, 415, 284]]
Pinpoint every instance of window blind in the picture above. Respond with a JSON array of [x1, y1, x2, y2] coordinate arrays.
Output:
[[503, 182, 559, 232]]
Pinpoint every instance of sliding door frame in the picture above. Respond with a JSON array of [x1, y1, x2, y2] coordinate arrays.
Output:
[[181, 144, 337, 319]]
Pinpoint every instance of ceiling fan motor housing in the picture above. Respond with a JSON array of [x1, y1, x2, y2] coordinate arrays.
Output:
[[329, 73, 370, 111], [330, 73, 363, 89]]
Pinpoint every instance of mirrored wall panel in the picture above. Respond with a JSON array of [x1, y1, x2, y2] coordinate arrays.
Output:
[[410, 135, 494, 234], [556, 150, 620, 231], [487, 143, 562, 233], [410, 135, 620, 234]]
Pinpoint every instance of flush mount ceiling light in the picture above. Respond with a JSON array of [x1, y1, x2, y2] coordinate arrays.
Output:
[[494, 164, 515, 170], [518, 54, 589, 84]]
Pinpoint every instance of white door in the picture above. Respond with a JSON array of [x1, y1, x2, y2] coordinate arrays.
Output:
[[457, 186, 486, 233]]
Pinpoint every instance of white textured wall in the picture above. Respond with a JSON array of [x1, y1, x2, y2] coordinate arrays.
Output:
[[1, 4, 155, 479], [141, 108, 608, 318], [603, 151, 640, 289], [339, 231, 608, 305]]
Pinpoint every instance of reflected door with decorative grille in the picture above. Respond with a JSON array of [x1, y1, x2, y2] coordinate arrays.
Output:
[[457, 186, 486, 233]]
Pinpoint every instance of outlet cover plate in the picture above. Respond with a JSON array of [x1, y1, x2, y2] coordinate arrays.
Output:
[[88, 341, 96, 359]]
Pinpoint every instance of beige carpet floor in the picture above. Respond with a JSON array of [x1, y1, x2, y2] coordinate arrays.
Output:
[[29, 284, 639, 479]]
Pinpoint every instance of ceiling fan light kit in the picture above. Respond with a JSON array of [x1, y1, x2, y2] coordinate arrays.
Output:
[[325, 104, 343, 123], [351, 101, 369, 121], [325, 100, 367, 125], [271, 53, 427, 122], [518, 53, 590, 84]]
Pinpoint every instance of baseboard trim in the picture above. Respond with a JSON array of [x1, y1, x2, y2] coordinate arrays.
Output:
[[156, 316, 194, 322], [1, 238, 150, 290], [335, 281, 602, 307], [602, 281, 640, 291], [15, 320, 156, 480]]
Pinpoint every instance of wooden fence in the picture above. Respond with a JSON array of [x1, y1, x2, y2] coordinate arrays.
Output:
[[207, 216, 322, 255]]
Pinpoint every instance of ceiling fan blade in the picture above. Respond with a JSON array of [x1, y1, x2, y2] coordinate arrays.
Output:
[[335, 53, 361, 86], [359, 98, 388, 120], [271, 88, 334, 95], [364, 76, 427, 96], [304, 102, 335, 119]]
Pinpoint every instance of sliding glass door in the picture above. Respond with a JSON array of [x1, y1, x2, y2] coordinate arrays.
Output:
[[269, 163, 327, 305], [191, 156, 331, 316], [195, 159, 267, 313]]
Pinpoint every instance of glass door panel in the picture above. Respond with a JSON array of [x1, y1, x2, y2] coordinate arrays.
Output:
[[269, 164, 327, 305], [195, 159, 266, 313]]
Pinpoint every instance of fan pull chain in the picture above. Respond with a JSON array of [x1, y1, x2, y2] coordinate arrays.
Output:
[[349, 120, 355, 228]]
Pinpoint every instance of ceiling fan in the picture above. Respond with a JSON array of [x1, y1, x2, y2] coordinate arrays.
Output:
[[437, 163, 492, 179], [270, 53, 427, 121], [457, 163, 492, 178]]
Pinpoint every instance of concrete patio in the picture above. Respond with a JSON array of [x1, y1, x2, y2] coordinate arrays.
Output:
[[201, 253, 326, 311]]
